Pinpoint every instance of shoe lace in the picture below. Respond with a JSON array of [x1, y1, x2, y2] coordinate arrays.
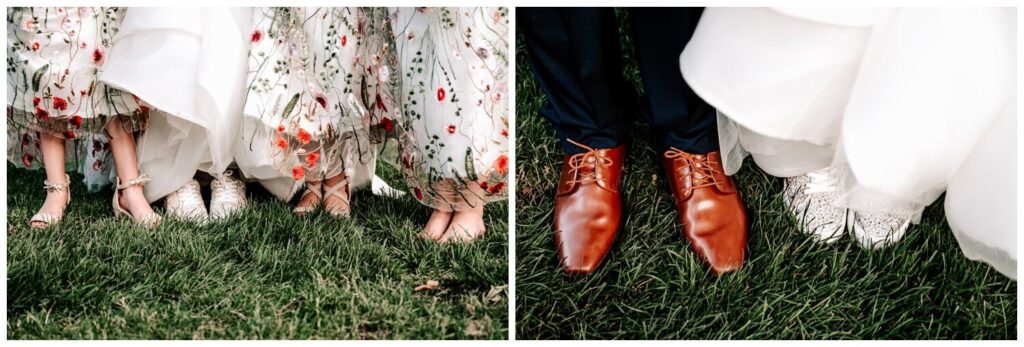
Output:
[[664, 147, 721, 190], [212, 170, 242, 205], [565, 139, 614, 185], [177, 182, 204, 207], [805, 167, 840, 194]]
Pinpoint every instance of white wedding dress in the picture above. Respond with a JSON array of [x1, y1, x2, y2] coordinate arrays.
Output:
[[100, 8, 252, 202], [681, 7, 1016, 279]]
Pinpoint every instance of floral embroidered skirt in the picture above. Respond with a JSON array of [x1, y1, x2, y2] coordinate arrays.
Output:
[[7, 7, 148, 190], [390, 7, 510, 211], [237, 7, 395, 200]]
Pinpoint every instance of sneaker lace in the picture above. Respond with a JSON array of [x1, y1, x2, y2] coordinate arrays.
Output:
[[212, 170, 242, 205], [565, 139, 614, 185], [805, 167, 840, 194], [177, 182, 203, 207]]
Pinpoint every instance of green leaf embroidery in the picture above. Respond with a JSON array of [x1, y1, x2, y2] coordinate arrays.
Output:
[[464, 147, 477, 181], [31, 63, 48, 92], [281, 93, 299, 118]]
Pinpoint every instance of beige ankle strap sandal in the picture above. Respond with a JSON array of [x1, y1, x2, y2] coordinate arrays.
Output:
[[322, 176, 351, 219], [29, 173, 71, 229], [113, 174, 162, 229], [293, 181, 323, 217]]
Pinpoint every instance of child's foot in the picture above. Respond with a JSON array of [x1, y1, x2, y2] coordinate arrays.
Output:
[[30, 174, 71, 228], [421, 210, 453, 240], [439, 205, 486, 243]]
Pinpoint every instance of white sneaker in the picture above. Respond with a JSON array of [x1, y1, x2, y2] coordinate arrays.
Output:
[[210, 170, 246, 220], [782, 167, 847, 244], [165, 179, 208, 223], [848, 211, 911, 250]]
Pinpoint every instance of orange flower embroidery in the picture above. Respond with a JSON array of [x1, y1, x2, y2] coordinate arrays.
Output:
[[494, 155, 508, 175], [292, 166, 305, 181], [276, 124, 285, 133], [305, 151, 320, 167], [447, 124, 456, 135], [296, 128, 312, 144], [275, 136, 288, 150]]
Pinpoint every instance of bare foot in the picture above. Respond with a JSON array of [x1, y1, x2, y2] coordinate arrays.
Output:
[[117, 185, 155, 222], [439, 205, 486, 243], [421, 209, 453, 240], [30, 189, 70, 228]]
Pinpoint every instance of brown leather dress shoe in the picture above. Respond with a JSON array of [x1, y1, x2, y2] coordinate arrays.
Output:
[[553, 139, 626, 275], [662, 148, 747, 275]]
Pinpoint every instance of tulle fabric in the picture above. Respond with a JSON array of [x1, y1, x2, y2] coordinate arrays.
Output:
[[681, 7, 1016, 278], [236, 7, 391, 200], [389, 7, 510, 212], [100, 8, 253, 202]]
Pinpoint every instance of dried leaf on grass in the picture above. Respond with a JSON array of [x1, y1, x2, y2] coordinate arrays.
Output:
[[414, 279, 440, 292]]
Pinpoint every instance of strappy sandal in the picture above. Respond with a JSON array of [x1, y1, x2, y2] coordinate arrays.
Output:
[[322, 175, 351, 219], [293, 181, 323, 217], [29, 173, 71, 229], [113, 174, 162, 229]]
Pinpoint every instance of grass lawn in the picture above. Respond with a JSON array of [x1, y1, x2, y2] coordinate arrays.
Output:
[[514, 10, 1016, 340], [6, 158, 509, 339]]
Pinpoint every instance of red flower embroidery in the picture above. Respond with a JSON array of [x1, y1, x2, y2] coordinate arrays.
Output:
[[30, 40, 40, 51], [380, 117, 394, 132], [436, 87, 446, 101], [292, 165, 305, 181], [479, 181, 488, 190], [80, 42, 87, 49], [52, 97, 67, 111], [64, 130, 76, 139], [92, 47, 104, 65], [274, 136, 288, 150], [32, 96, 41, 107], [494, 155, 508, 175], [414, 187, 423, 200], [341, 35, 347, 47], [447, 124, 456, 135], [34, 107, 48, 120], [276, 124, 286, 133], [69, 115, 83, 128], [296, 128, 312, 144], [501, 128, 509, 137], [21, 153, 33, 166], [80, 89, 87, 97], [488, 182, 505, 194], [375, 93, 387, 111], [251, 30, 262, 43], [305, 151, 320, 167], [315, 93, 328, 109]]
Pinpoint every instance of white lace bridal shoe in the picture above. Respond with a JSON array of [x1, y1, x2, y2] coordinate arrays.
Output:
[[782, 167, 847, 244], [165, 179, 208, 223], [210, 170, 247, 220]]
